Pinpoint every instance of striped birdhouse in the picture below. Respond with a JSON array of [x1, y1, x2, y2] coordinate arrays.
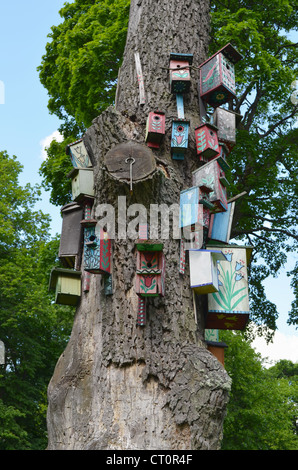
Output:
[[171, 119, 190, 160], [66, 138, 92, 169], [81, 219, 112, 275], [135, 243, 165, 297], [58, 202, 83, 270], [189, 249, 226, 295], [199, 43, 242, 107], [192, 157, 228, 213], [49, 267, 82, 306], [145, 111, 166, 148], [206, 244, 253, 330], [169, 52, 193, 93], [195, 123, 219, 162]]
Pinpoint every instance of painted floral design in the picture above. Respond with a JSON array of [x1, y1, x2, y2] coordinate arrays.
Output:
[[211, 250, 247, 311]]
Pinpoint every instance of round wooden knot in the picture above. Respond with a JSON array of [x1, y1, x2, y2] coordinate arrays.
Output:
[[104, 141, 156, 182]]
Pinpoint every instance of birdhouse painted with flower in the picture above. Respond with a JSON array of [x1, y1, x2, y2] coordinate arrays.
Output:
[[145, 111, 166, 148], [49, 267, 82, 306], [199, 43, 242, 107], [169, 53, 193, 93], [189, 249, 226, 295], [192, 157, 228, 212], [211, 107, 241, 150], [195, 123, 219, 162], [58, 202, 84, 270], [135, 243, 165, 297], [206, 244, 253, 330], [81, 219, 112, 275], [180, 186, 214, 232], [66, 138, 92, 169], [69, 168, 95, 202], [171, 119, 190, 160]]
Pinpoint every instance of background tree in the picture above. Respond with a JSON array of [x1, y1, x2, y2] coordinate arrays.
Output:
[[0, 151, 73, 449], [38, 0, 298, 337], [220, 331, 298, 450]]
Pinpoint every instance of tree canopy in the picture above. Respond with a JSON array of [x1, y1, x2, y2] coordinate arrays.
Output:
[[38, 0, 298, 334]]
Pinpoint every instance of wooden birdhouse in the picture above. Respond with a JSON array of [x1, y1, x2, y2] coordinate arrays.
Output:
[[199, 43, 242, 107], [206, 340, 228, 367], [66, 138, 92, 169], [211, 107, 242, 150], [192, 157, 228, 212], [135, 243, 165, 297], [169, 53, 193, 93], [58, 202, 84, 270], [68, 168, 94, 202], [206, 244, 253, 330], [49, 267, 81, 306], [171, 119, 190, 160], [81, 219, 112, 275], [208, 201, 235, 244], [145, 111, 166, 148], [195, 123, 219, 162], [179, 186, 214, 233], [189, 249, 226, 295]]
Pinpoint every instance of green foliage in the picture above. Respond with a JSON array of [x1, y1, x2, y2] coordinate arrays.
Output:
[[0, 151, 73, 449], [221, 331, 298, 450]]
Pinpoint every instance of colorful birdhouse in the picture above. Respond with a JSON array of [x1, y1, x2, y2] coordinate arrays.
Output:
[[169, 53, 193, 93], [135, 243, 165, 297], [208, 201, 235, 244], [145, 111, 166, 148], [199, 43, 242, 107], [189, 249, 226, 295], [66, 138, 92, 168], [58, 202, 84, 270], [49, 267, 81, 306], [171, 119, 190, 160], [211, 107, 242, 150], [192, 157, 228, 212], [195, 123, 219, 162], [179, 186, 214, 233], [81, 219, 112, 275], [68, 168, 94, 202], [206, 244, 253, 330]]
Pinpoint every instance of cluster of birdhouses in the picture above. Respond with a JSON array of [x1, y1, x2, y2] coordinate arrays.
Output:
[[49, 138, 112, 306], [173, 43, 253, 359]]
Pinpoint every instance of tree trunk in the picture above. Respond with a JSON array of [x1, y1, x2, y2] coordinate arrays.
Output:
[[46, 0, 231, 450]]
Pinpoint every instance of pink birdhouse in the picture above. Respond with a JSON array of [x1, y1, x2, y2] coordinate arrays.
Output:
[[145, 111, 166, 148]]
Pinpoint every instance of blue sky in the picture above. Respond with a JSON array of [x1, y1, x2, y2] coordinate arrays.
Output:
[[0, 1, 297, 365]]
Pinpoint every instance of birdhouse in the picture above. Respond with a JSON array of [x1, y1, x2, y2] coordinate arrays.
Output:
[[66, 138, 92, 169], [206, 244, 253, 330], [81, 219, 112, 275], [195, 123, 219, 162], [199, 43, 242, 107], [179, 186, 214, 233], [145, 111, 166, 148], [68, 168, 94, 202], [208, 201, 235, 244], [135, 243, 165, 297], [49, 267, 81, 306], [189, 249, 226, 294], [211, 107, 242, 150], [206, 340, 228, 367], [171, 119, 190, 160], [58, 202, 84, 270], [169, 53, 193, 93], [192, 157, 228, 212]]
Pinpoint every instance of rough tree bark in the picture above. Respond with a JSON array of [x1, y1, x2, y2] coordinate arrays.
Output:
[[46, 0, 231, 450]]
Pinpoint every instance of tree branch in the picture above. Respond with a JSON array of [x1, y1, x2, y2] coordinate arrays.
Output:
[[256, 106, 298, 138]]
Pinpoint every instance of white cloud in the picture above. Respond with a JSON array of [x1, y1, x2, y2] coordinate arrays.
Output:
[[251, 329, 298, 368], [40, 130, 63, 160]]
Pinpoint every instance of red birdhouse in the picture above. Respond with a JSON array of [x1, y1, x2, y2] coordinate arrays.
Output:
[[135, 243, 165, 297], [145, 111, 166, 148], [195, 123, 219, 162]]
